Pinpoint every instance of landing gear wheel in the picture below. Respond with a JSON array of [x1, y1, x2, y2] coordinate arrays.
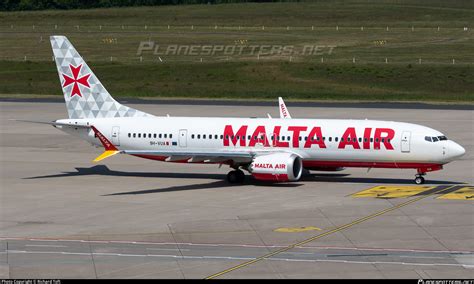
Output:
[[227, 170, 245, 184], [236, 170, 245, 182], [414, 176, 425, 185]]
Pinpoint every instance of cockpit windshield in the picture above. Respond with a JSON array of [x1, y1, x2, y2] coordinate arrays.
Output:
[[425, 135, 448, 142]]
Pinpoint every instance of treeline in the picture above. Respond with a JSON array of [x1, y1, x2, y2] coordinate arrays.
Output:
[[1, 0, 301, 11]]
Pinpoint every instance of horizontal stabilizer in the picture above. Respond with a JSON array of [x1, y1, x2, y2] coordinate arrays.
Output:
[[10, 119, 91, 128]]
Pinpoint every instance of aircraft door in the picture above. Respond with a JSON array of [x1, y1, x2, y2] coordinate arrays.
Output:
[[111, 126, 120, 146], [401, 131, 411, 153], [179, 129, 187, 147]]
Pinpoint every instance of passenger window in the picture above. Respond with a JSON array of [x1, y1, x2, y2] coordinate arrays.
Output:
[[381, 138, 385, 143], [133, 133, 136, 138], [164, 134, 167, 138], [128, 133, 131, 138], [364, 138, 367, 142], [209, 135, 212, 140], [247, 135, 251, 140], [170, 134, 172, 139], [370, 138, 373, 142], [376, 138, 379, 142], [299, 137, 302, 141], [203, 134, 206, 139], [153, 134, 156, 138], [329, 137, 332, 142], [287, 136, 290, 141], [191, 134, 195, 139], [335, 137, 338, 142], [159, 134, 162, 138], [358, 138, 362, 142], [138, 133, 141, 138], [281, 136, 285, 141], [197, 134, 201, 139], [216, 135, 219, 139], [148, 134, 151, 138], [220, 135, 223, 139]]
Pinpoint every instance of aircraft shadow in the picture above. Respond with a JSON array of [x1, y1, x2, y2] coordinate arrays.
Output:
[[302, 175, 464, 185], [24, 165, 226, 180], [23, 165, 464, 195]]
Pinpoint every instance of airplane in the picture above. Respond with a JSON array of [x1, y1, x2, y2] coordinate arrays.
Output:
[[17, 36, 466, 185]]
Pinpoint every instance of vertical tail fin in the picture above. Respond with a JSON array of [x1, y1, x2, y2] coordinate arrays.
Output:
[[50, 35, 151, 119]]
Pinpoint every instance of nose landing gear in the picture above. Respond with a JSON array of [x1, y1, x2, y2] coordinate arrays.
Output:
[[414, 173, 426, 184]]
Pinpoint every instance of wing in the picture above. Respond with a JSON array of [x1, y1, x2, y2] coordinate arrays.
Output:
[[122, 150, 253, 164]]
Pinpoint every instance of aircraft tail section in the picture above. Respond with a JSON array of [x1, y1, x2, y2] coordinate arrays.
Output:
[[50, 35, 151, 119]]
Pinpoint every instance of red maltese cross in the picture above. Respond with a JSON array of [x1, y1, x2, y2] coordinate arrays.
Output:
[[62, 64, 91, 98]]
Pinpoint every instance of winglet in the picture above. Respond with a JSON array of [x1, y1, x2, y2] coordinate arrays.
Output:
[[93, 150, 120, 162], [278, 97, 292, 119], [90, 126, 119, 162]]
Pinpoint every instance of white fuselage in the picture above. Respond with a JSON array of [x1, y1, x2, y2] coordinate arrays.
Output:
[[56, 116, 465, 170]]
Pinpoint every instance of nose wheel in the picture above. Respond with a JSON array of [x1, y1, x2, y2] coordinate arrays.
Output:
[[227, 169, 245, 184], [414, 174, 425, 185]]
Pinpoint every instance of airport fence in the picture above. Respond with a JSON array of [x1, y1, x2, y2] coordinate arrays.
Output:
[[0, 55, 471, 66], [0, 24, 470, 32]]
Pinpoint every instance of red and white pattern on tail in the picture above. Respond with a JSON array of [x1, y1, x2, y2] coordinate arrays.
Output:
[[50, 36, 152, 119]]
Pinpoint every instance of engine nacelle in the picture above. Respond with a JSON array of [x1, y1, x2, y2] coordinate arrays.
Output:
[[249, 153, 303, 182]]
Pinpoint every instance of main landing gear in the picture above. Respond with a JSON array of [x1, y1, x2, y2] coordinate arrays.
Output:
[[414, 173, 426, 185], [227, 169, 245, 184]]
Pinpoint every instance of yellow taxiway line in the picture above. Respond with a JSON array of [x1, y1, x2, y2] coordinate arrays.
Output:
[[205, 185, 455, 279]]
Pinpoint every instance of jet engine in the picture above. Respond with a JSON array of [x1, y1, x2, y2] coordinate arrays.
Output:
[[249, 153, 303, 182]]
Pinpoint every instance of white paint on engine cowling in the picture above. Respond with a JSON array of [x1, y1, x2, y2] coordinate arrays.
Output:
[[249, 152, 303, 182]]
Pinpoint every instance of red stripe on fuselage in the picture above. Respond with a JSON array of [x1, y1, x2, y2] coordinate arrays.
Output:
[[303, 160, 442, 169]]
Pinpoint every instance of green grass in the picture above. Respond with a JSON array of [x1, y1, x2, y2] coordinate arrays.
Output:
[[0, 1, 472, 102], [1, 1, 473, 27], [0, 61, 472, 102]]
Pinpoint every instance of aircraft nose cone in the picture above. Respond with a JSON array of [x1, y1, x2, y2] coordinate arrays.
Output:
[[450, 142, 466, 159]]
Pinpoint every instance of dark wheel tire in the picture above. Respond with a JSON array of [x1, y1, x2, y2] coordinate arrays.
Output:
[[227, 170, 239, 184], [415, 176, 425, 185], [236, 170, 245, 183]]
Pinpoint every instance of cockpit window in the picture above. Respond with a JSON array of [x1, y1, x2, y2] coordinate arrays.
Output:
[[425, 135, 448, 142]]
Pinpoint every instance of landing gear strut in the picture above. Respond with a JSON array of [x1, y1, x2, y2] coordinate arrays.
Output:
[[414, 173, 426, 185], [227, 169, 245, 184]]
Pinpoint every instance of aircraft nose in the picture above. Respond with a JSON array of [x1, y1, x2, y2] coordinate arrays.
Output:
[[449, 141, 466, 159]]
